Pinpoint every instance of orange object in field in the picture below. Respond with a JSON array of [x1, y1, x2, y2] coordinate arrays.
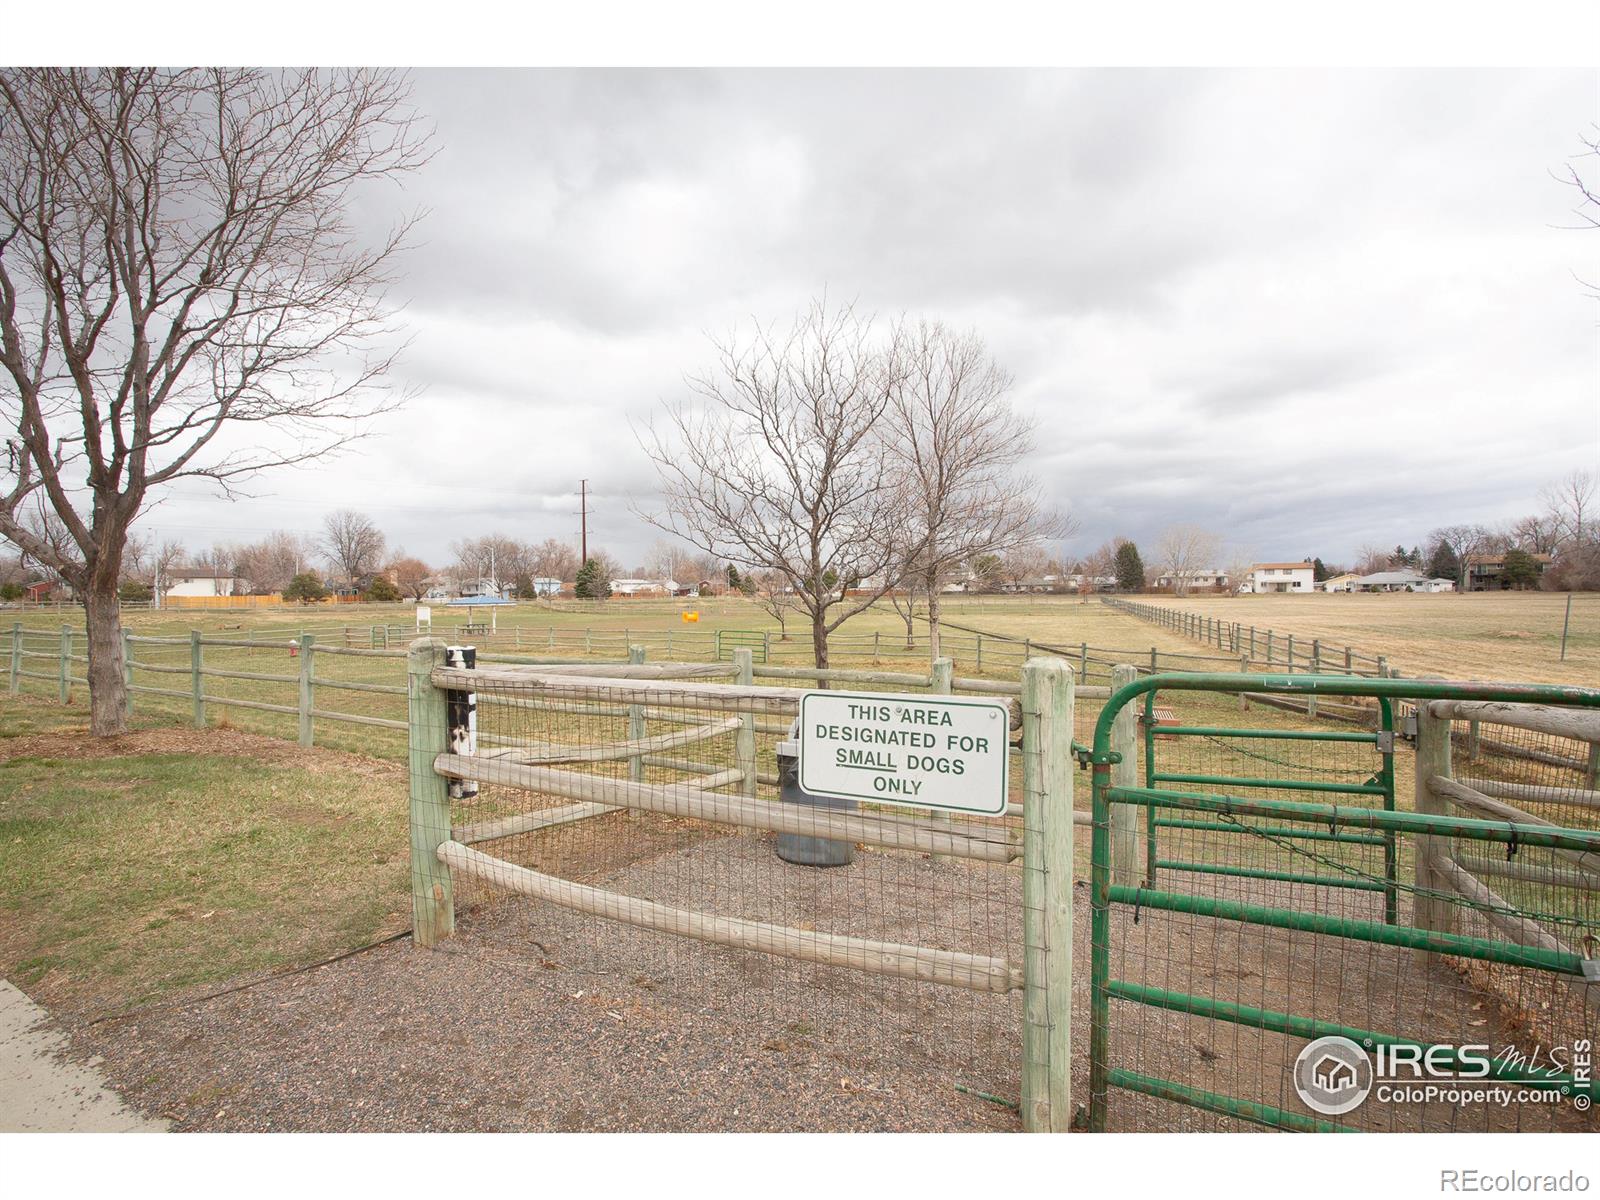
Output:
[[681, 610, 700, 623]]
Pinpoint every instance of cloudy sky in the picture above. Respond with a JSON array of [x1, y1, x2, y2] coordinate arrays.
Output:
[[142, 68, 1598, 571]]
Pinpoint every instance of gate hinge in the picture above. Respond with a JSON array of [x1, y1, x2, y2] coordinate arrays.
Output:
[[1375, 731, 1395, 754], [1581, 959, 1600, 984]]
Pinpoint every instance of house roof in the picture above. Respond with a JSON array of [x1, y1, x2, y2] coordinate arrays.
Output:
[[1251, 562, 1313, 571], [166, 566, 234, 580], [1354, 570, 1427, 585]]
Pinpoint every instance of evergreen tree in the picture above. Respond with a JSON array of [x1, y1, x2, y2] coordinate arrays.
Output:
[[574, 558, 612, 599], [284, 572, 328, 604], [1390, 545, 1409, 568], [1500, 548, 1540, 590], [1426, 541, 1460, 582], [1114, 542, 1146, 592], [1311, 557, 1329, 582], [1409, 545, 1422, 568]]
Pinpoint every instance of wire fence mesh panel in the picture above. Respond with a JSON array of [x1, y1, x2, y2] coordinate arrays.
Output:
[[1089, 674, 1599, 1134], [408, 646, 1040, 1126]]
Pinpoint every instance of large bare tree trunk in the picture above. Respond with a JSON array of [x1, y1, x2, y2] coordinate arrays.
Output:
[[811, 611, 830, 673], [83, 581, 128, 736]]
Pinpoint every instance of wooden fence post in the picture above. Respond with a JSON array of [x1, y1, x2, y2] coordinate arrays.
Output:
[[407, 638, 455, 947], [628, 645, 647, 783], [1413, 695, 1453, 959], [58, 624, 71, 704], [122, 629, 134, 720], [10, 622, 22, 694], [1239, 653, 1250, 711], [975, 634, 983, 673], [190, 629, 204, 727], [1079, 642, 1088, 684], [734, 647, 757, 797], [1020, 655, 1073, 1133], [1109, 663, 1139, 889], [298, 634, 316, 748]]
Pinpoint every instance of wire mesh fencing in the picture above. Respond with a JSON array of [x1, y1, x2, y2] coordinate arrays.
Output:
[[407, 645, 1064, 1123], [1089, 675, 1598, 1134]]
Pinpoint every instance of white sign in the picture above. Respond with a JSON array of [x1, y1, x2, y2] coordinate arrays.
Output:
[[798, 690, 1010, 815], [416, 605, 431, 630]]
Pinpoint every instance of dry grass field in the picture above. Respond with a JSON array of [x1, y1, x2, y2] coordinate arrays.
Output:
[[1122, 591, 1600, 687]]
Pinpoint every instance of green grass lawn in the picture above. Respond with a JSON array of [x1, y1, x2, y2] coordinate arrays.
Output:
[[0, 697, 410, 1017]]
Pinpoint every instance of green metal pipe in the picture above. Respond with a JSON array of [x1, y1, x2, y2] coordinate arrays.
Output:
[[1089, 761, 1113, 1132], [1092, 672, 1600, 761], [1150, 771, 1387, 797], [1160, 725, 1378, 743], [1106, 982, 1589, 1095], [1153, 859, 1387, 892], [1107, 785, 1600, 855], [1106, 884, 1588, 976], [1154, 817, 1385, 846], [1106, 1068, 1353, 1132]]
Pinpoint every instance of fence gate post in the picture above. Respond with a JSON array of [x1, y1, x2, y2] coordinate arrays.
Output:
[[1021, 655, 1074, 1132], [298, 634, 316, 748], [58, 625, 71, 704], [189, 630, 204, 727], [733, 647, 757, 797], [122, 630, 134, 720], [1109, 663, 1140, 889], [407, 638, 455, 947], [628, 644, 647, 783], [10, 622, 21, 694], [1413, 694, 1453, 958]]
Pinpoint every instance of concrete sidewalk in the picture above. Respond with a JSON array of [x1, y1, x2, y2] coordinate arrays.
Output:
[[0, 981, 166, 1132]]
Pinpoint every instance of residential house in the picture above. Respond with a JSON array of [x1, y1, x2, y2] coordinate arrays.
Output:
[[1348, 570, 1456, 593], [1153, 567, 1230, 593], [1239, 562, 1316, 594], [610, 578, 679, 597], [457, 577, 514, 600], [1321, 573, 1360, 593], [1463, 553, 1551, 592], [165, 567, 239, 598]]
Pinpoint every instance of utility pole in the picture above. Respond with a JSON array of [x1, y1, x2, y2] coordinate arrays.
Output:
[[580, 479, 588, 563]]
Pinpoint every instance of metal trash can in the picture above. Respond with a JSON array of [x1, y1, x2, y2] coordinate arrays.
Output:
[[774, 720, 856, 867]]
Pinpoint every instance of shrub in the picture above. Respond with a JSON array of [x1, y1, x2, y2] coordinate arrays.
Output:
[[284, 573, 328, 604]]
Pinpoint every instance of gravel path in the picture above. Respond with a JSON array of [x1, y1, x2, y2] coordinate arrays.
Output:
[[64, 821, 1595, 1133]]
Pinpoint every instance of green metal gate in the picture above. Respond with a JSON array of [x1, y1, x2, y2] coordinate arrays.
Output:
[[1088, 672, 1600, 1132], [714, 628, 768, 664], [1137, 690, 1399, 925]]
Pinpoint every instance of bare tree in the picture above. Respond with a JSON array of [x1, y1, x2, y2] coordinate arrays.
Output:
[[387, 554, 432, 601], [0, 68, 428, 733], [883, 319, 1065, 659], [1425, 525, 1489, 586], [1155, 524, 1222, 597], [644, 538, 701, 585], [1559, 125, 1600, 298], [320, 510, 387, 590], [1543, 470, 1595, 548], [528, 537, 580, 587], [451, 534, 530, 593], [640, 300, 904, 669], [234, 531, 307, 594], [751, 568, 799, 640], [1222, 546, 1255, 596]]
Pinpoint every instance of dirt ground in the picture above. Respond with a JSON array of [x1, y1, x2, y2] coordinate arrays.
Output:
[[56, 825, 1597, 1133]]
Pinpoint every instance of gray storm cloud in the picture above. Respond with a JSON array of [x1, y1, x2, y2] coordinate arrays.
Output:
[[142, 68, 1598, 570]]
